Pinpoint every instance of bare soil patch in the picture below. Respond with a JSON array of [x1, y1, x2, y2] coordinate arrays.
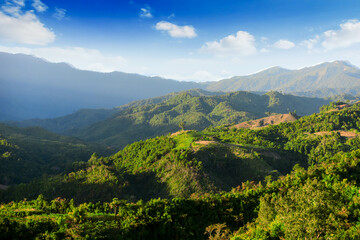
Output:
[[313, 130, 358, 138], [194, 140, 217, 145], [170, 130, 191, 137], [232, 114, 298, 129]]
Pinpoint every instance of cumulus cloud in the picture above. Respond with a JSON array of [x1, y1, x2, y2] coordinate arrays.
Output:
[[139, 6, 152, 18], [0, 11, 55, 45], [273, 39, 295, 49], [53, 7, 66, 20], [322, 19, 360, 50], [32, 0, 47, 12], [0, 45, 127, 73], [0, 0, 55, 45], [155, 21, 197, 38], [200, 31, 256, 56]]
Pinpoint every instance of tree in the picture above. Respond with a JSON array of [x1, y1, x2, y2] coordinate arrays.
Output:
[[110, 198, 122, 221], [179, 122, 185, 131]]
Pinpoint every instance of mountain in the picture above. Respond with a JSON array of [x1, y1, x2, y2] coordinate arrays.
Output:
[[205, 61, 360, 96], [0, 52, 201, 120], [10, 89, 222, 134], [70, 91, 328, 148], [0, 123, 111, 185], [1, 52, 359, 122]]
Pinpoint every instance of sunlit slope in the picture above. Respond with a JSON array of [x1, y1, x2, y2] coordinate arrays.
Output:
[[72, 91, 328, 148]]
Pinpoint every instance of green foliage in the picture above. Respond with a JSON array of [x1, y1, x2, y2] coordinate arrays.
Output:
[[0, 123, 111, 185], [0, 189, 261, 240], [72, 91, 328, 148], [4, 98, 360, 239]]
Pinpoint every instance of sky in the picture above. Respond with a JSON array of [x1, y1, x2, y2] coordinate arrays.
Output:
[[1, 0, 360, 82]]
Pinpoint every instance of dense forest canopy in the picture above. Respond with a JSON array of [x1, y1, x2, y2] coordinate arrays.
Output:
[[2, 101, 360, 239]]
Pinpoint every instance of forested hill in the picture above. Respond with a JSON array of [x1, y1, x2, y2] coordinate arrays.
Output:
[[0, 123, 111, 185], [70, 90, 329, 148], [10, 89, 222, 134], [2, 102, 360, 239]]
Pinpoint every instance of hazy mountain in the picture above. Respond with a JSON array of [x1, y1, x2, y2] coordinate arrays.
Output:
[[0, 52, 201, 120], [205, 61, 360, 96], [10, 89, 222, 133], [1, 52, 358, 121]]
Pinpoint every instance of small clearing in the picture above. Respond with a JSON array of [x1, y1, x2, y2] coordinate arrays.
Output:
[[194, 140, 217, 145], [170, 130, 191, 137], [313, 130, 358, 138], [0, 184, 9, 190], [232, 114, 298, 129]]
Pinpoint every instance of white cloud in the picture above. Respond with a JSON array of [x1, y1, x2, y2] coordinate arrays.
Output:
[[2, 0, 23, 16], [0, 45, 127, 73], [32, 0, 47, 12], [273, 39, 295, 49], [200, 31, 256, 56], [0, 0, 55, 45], [0, 11, 55, 45], [139, 6, 152, 18], [12, 0, 25, 6], [322, 19, 360, 50], [155, 21, 197, 38], [53, 7, 66, 20]]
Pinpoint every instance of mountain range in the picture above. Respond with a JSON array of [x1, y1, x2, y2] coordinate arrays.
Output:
[[0, 52, 200, 120], [1, 52, 360, 121], [207, 61, 360, 96]]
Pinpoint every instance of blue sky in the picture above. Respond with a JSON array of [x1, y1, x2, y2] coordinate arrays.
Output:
[[1, 0, 360, 81]]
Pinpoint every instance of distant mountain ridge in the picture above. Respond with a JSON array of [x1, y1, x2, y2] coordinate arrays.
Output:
[[205, 61, 360, 96], [10, 89, 222, 133], [0, 52, 201, 120], [1, 52, 359, 121]]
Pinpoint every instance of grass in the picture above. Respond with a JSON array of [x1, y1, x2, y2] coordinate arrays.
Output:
[[172, 131, 202, 150]]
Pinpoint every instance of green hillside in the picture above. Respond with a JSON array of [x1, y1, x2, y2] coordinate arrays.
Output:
[[0, 123, 111, 185], [11, 88, 222, 134], [2, 102, 360, 239], [72, 90, 328, 148], [0, 129, 305, 203]]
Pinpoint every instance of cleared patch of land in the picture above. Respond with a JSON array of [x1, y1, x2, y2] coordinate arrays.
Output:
[[232, 114, 298, 129], [313, 130, 358, 138]]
